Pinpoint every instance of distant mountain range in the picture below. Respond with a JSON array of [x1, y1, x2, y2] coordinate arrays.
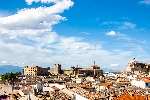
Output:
[[0, 65, 23, 75], [102, 68, 120, 72]]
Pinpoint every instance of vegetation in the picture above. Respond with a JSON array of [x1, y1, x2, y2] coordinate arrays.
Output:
[[145, 68, 150, 74], [0, 72, 21, 81], [63, 74, 69, 76]]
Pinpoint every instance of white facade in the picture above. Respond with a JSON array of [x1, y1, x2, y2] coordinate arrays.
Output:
[[131, 80, 150, 88], [131, 80, 145, 88], [95, 85, 108, 91], [75, 78, 84, 83], [61, 88, 88, 100], [108, 72, 116, 77], [86, 77, 95, 81], [43, 86, 55, 92], [100, 86, 108, 90], [74, 93, 88, 100], [30, 84, 43, 92], [43, 83, 66, 92]]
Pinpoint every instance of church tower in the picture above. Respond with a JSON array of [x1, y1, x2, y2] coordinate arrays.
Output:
[[54, 64, 61, 74]]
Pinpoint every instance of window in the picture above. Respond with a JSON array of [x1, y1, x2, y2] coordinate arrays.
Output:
[[146, 83, 148, 86], [141, 66, 144, 68]]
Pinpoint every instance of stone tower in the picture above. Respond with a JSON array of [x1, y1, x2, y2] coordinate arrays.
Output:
[[54, 64, 61, 74]]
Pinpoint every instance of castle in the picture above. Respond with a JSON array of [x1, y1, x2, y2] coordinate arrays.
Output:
[[23, 65, 50, 76], [49, 61, 103, 78], [126, 58, 150, 73], [23, 62, 103, 78]]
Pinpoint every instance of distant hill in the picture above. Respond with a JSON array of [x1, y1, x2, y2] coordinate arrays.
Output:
[[0, 65, 23, 75], [51, 68, 54, 70], [103, 68, 120, 72]]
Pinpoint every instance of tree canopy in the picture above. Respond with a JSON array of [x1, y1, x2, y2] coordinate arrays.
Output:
[[1, 72, 21, 81]]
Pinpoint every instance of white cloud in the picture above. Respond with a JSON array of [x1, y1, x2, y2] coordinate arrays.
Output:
[[82, 46, 92, 50], [0, 10, 11, 17], [1, 61, 9, 64], [96, 17, 99, 20], [116, 33, 132, 42], [75, 51, 81, 54], [122, 17, 130, 20], [140, 0, 150, 4], [0, 34, 149, 71], [110, 64, 120, 67], [25, 0, 60, 5], [121, 22, 136, 29], [113, 49, 121, 52], [101, 21, 136, 29], [106, 31, 116, 36], [11, 62, 18, 64], [101, 21, 119, 25], [81, 32, 90, 34], [74, 46, 81, 49], [0, 0, 74, 36]]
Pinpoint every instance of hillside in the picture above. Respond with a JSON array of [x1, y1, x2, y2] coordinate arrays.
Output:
[[0, 65, 23, 75]]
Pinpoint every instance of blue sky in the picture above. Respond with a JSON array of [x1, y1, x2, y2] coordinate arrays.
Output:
[[0, 0, 150, 71]]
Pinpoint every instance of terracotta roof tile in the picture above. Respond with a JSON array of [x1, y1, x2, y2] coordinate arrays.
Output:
[[100, 82, 112, 87], [113, 93, 147, 100]]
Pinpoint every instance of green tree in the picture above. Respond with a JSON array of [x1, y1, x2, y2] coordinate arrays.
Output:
[[145, 68, 150, 74], [1, 72, 21, 81], [15, 72, 21, 76]]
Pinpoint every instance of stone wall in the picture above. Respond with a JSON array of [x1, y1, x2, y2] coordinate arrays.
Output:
[[0, 85, 13, 95], [63, 70, 73, 75]]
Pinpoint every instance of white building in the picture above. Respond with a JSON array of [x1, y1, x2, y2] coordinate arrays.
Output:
[[131, 78, 150, 88], [75, 78, 85, 83], [43, 83, 66, 92]]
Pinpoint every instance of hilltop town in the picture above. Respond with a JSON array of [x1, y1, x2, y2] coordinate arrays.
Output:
[[0, 58, 150, 100], [1, 0, 150, 100]]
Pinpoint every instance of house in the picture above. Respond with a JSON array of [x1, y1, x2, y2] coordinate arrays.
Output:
[[131, 77, 150, 88], [20, 93, 41, 100], [112, 93, 147, 100], [75, 78, 85, 83], [95, 82, 112, 91], [144, 79, 150, 88], [81, 84, 95, 92], [112, 72, 123, 78]]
